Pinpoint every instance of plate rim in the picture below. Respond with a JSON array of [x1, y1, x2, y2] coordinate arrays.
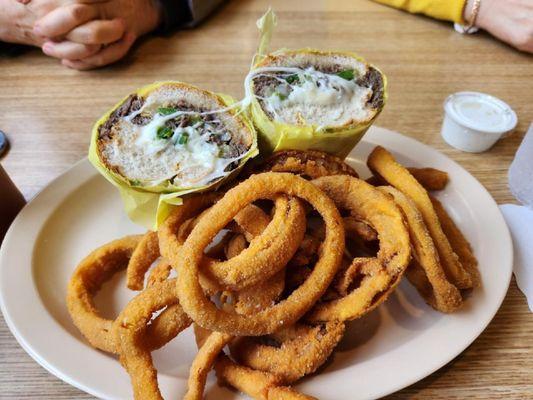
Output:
[[0, 126, 513, 400]]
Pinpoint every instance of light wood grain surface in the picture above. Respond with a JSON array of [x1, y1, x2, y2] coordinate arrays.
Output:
[[1, 0, 532, 399]]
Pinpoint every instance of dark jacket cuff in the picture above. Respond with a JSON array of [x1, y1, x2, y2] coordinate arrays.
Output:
[[157, 0, 193, 33]]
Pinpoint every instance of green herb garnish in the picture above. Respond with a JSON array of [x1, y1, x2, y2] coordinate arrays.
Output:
[[177, 132, 189, 145], [156, 126, 173, 139], [157, 107, 177, 115], [285, 74, 299, 84], [189, 114, 203, 125], [276, 92, 288, 101], [129, 179, 142, 186], [336, 69, 356, 81]]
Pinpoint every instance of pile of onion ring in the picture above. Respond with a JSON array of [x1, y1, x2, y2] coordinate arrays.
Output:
[[66, 148, 479, 399]]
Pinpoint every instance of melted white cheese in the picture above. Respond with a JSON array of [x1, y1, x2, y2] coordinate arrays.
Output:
[[244, 66, 373, 127], [106, 106, 245, 188]]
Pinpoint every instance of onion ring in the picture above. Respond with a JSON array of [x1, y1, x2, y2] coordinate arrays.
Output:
[[430, 196, 481, 287], [379, 186, 463, 312], [367, 167, 449, 191], [112, 279, 190, 400], [160, 194, 307, 292], [367, 146, 473, 289], [127, 231, 160, 290], [306, 175, 411, 322], [67, 236, 189, 354], [230, 321, 345, 383], [252, 149, 358, 179], [194, 325, 316, 400], [67, 235, 142, 353], [147, 259, 173, 287], [176, 172, 344, 336], [184, 331, 233, 400], [343, 216, 378, 242]]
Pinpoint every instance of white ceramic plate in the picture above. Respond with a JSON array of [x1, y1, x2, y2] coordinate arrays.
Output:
[[0, 127, 513, 400]]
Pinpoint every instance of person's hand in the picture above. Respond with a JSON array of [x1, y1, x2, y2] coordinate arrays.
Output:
[[0, 0, 65, 46], [465, 0, 533, 53], [33, 0, 162, 69]]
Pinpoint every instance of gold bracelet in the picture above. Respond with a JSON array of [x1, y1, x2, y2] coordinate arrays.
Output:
[[464, 0, 481, 34]]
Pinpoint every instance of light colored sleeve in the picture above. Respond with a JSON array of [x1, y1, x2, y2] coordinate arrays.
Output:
[[371, 0, 467, 23], [187, 0, 225, 25]]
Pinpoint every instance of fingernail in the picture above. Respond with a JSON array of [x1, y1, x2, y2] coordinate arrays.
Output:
[[42, 42, 53, 55]]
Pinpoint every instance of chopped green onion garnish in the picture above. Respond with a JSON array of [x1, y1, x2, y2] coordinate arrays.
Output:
[[276, 92, 288, 101], [336, 69, 356, 80], [129, 179, 141, 186], [189, 114, 203, 124], [157, 107, 177, 115], [156, 126, 173, 139], [178, 132, 189, 145], [285, 74, 299, 84]]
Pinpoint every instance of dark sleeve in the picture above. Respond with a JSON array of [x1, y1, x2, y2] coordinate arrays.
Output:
[[157, 0, 194, 33], [157, 0, 224, 32]]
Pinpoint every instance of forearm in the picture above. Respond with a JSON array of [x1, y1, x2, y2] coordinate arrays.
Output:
[[371, 0, 467, 23]]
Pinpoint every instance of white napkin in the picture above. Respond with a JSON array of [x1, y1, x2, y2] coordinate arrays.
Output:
[[499, 123, 533, 312]]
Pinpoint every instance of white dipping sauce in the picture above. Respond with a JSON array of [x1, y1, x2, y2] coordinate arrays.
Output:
[[441, 92, 517, 153]]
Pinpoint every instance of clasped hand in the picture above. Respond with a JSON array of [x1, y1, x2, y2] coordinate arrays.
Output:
[[0, 0, 162, 69]]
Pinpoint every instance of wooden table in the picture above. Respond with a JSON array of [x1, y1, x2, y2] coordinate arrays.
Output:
[[1, 0, 532, 398]]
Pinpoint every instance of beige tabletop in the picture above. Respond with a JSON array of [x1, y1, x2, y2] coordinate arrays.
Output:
[[1, 0, 532, 398]]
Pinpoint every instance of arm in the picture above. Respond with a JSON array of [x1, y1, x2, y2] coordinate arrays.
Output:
[[371, 0, 466, 23], [372, 0, 533, 53]]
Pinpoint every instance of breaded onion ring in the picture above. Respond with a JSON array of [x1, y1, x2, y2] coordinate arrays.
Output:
[[232, 204, 273, 242], [367, 167, 449, 191], [66, 236, 189, 354], [67, 235, 141, 353], [409, 167, 449, 191], [230, 321, 345, 383], [253, 149, 358, 179], [160, 194, 306, 292], [367, 146, 473, 289], [175, 172, 344, 336], [147, 259, 173, 287], [379, 186, 463, 313], [112, 279, 190, 400], [127, 231, 160, 290], [194, 325, 316, 400], [307, 175, 411, 322], [430, 196, 481, 288], [308, 258, 392, 322], [184, 331, 233, 400], [343, 216, 378, 242]]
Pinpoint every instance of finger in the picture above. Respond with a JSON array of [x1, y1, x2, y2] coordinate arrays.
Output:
[[65, 19, 126, 45], [33, 4, 99, 38], [42, 40, 101, 60], [61, 32, 135, 70]]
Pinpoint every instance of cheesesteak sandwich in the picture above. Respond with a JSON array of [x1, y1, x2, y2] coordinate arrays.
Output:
[[89, 81, 257, 228], [246, 49, 387, 158]]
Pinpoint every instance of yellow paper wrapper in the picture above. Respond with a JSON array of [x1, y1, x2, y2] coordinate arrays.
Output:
[[248, 10, 387, 159], [89, 81, 258, 230]]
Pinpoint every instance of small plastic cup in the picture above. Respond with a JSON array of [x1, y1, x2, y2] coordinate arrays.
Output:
[[441, 91, 517, 153]]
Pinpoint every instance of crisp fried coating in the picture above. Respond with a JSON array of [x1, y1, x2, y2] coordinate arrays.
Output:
[[379, 186, 463, 312], [368, 146, 473, 289], [230, 321, 345, 383]]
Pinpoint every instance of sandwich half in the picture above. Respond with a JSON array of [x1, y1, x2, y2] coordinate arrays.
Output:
[[89, 81, 257, 227], [246, 49, 386, 158]]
